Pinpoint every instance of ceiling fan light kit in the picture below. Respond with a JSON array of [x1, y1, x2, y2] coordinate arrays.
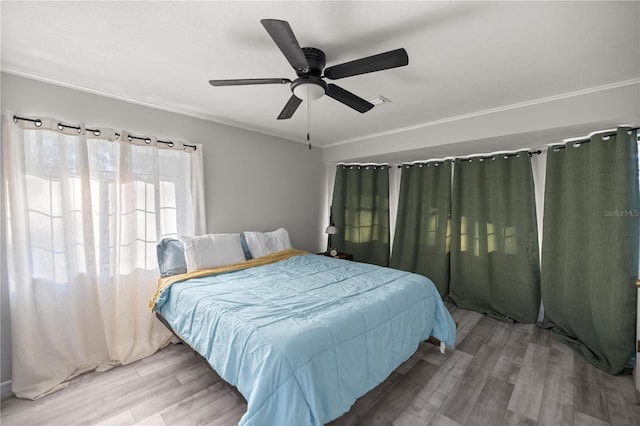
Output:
[[209, 19, 409, 120], [292, 76, 327, 101]]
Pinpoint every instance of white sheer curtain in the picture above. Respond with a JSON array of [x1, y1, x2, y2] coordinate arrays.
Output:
[[2, 112, 206, 399]]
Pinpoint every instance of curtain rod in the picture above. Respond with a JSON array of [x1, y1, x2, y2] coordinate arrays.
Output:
[[549, 126, 639, 151], [12, 115, 197, 151], [457, 149, 542, 163], [398, 150, 542, 168], [338, 163, 390, 169], [398, 126, 640, 167]]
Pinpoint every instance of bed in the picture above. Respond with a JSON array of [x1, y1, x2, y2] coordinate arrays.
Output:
[[150, 237, 456, 426]]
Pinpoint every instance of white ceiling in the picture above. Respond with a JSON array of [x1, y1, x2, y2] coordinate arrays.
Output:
[[2, 1, 639, 158]]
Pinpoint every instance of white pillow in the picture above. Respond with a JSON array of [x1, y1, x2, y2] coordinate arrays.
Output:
[[244, 228, 292, 259], [181, 233, 246, 272]]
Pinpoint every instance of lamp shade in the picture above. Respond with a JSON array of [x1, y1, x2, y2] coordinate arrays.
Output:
[[325, 225, 338, 235]]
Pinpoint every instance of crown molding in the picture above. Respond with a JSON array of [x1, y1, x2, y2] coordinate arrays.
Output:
[[324, 78, 640, 148], [4, 67, 637, 151], [0, 67, 307, 146]]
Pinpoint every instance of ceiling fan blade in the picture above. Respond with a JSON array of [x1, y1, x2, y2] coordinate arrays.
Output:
[[209, 78, 291, 87], [261, 19, 310, 73], [324, 48, 409, 80], [277, 95, 303, 120], [325, 84, 374, 113]]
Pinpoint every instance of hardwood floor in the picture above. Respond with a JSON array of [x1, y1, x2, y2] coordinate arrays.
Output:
[[2, 305, 639, 426]]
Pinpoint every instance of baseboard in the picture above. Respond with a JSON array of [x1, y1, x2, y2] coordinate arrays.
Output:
[[1, 380, 13, 400]]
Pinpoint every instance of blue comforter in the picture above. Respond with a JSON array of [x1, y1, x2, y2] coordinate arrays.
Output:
[[154, 253, 456, 426]]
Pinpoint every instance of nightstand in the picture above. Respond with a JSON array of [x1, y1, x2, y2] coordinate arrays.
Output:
[[318, 252, 354, 261]]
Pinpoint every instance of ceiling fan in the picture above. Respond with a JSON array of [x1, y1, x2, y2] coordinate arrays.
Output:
[[209, 19, 409, 120]]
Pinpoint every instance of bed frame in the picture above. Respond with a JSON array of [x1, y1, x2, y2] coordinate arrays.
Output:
[[155, 311, 449, 401], [156, 312, 246, 399], [156, 312, 447, 355]]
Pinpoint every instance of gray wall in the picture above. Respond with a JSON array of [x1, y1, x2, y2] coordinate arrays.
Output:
[[0, 72, 325, 385]]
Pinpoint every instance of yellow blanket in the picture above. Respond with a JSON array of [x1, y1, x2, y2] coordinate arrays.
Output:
[[149, 248, 308, 311]]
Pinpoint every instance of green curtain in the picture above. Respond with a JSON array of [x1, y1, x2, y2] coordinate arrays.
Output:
[[390, 161, 451, 296], [331, 164, 390, 266], [541, 128, 639, 374], [449, 153, 541, 323]]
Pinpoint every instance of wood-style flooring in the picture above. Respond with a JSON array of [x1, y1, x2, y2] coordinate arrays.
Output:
[[1, 305, 639, 426]]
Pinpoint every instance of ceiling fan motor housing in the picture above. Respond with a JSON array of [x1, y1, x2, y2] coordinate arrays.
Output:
[[291, 48, 328, 100], [298, 47, 326, 76]]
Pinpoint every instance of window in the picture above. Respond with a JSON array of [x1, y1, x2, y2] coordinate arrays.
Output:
[[4, 116, 204, 399]]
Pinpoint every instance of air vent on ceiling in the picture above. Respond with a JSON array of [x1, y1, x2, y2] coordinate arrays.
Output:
[[369, 96, 391, 106]]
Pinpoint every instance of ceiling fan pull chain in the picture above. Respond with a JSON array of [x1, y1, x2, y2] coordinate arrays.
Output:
[[307, 85, 312, 150]]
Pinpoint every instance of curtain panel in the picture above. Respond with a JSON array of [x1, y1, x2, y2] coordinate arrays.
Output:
[[2, 112, 205, 399], [331, 164, 390, 266], [449, 153, 541, 323], [390, 161, 452, 296], [540, 128, 639, 375]]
